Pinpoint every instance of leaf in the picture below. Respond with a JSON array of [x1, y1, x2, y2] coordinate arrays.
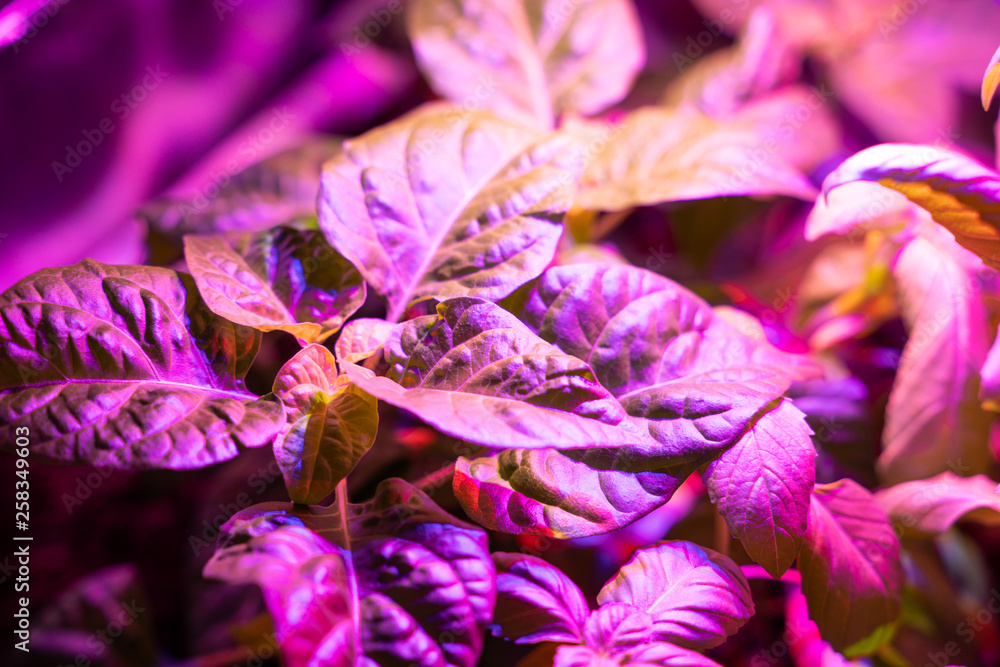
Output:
[[184, 224, 365, 344], [798, 479, 903, 654], [581, 603, 653, 654], [334, 318, 395, 365], [454, 449, 690, 538], [318, 103, 580, 322], [570, 106, 817, 212], [822, 143, 1000, 270], [874, 472, 1000, 538], [596, 541, 754, 650], [272, 345, 378, 504], [343, 297, 657, 451], [407, 0, 644, 129], [522, 263, 818, 469], [34, 565, 159, 667], [139, 138, 341, 239], [703, 399, 815, 578], [879, 235, 993, 483], [0, 260, 283, 469], [205, 478, 495, 667], [491, 552, 590, 644], [983, 44, 1000, 110]]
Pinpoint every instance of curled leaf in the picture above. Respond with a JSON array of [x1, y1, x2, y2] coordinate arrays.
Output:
[[823, 143, 1000, 270], [0, 260, 282, 469], [334, 318, 395, 365], [491, 552, 590, 644], [408, 0, 645, 129], [981, 44, 1000, 110], [272, 345, 378, 505], [875, 472, 1000, 538], [799, 480, 903, 654], [596, 541, 753, 650], [184, 224, 365, 344]]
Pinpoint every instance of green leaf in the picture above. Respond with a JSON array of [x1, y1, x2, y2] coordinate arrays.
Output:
[[184, 224, 365, 344], [272, 345, 378, 505]]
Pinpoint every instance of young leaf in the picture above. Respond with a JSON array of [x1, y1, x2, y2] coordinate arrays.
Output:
[[318, 103, 579, 322], [271, 345, 378, 505], [455, 449, 690, 537], [875, 472, 1000, 538], [983, 44, 1000, 110], [343, 297, 657, 451], [703, 399, 816, 579], [334, 318, 395, 365], [799, 479, 903, 654], [205, 478, 495, 667], [570, 107, 817, 213], [184, 224, 365, 344], [0, 260, 283, 469], [407, 0, 645, 129], [596, 541, 754, 650], [522, 263, 818, 470], [491, 552, 589, 644], [879, 235, 993, 483], [823, 143, 1000, 270]]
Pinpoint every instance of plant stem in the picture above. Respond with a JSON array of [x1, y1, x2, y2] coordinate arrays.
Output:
[[714, 506, 731, 557], [412, 462, 456, 495]]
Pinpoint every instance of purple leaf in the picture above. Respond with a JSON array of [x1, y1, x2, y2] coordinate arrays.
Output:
[[582, 603, 653, 653], [491, 552, 590, 644], [271, 344, 378, 504], [454, 450, 688, 538], [523, 263, 818, 469], [184, 223, 366, 344], [0, 260, 283, 469], [343, 297, 657, 451], [408, 0, 645, 129], [568, 107, 817, 212], [140, 138, 342, 239], [318, 103, 579, 322], [205, 478, 495, 667], [799, 479, 903, 653], [874, 472, 1000, 538], [822, 143, 1000, 270], [703, 399, 816, 578], [596, 541, 754, 650], [880, 235, 993, 483], [335, 317, 395, 366]]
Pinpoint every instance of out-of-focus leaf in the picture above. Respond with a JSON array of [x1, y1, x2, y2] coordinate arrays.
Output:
[[570, 106, 816, 212], [491, 552, 589, 644], [875, 472, 1000, 538], [879, 236, 993, 483], [522, 263, 818, 470], [983, 44, 1000, 110], [703, 400, 815, 578], [205, 478, 495, 667], [271, 345, 378, 505], [33, 565, 159, 667], [334, 318, 395, 365], [318, 103, 580, 322], [823, 143, 1000, 270], [184, 224, 365, 344], [139, 138, 341, 239], [799, 479, 903, 654], [454, 449, 689, 537], [805, 181, 922, 242], [596, 541, 754, 650], [0, 260, 283, 469], [343, 297, 655, 451], [407, 0, 644, 129]]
